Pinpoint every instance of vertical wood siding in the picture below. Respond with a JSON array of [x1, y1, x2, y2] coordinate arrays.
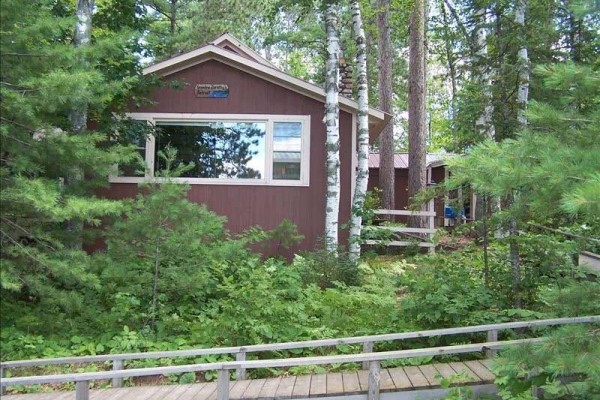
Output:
[[102, 60, 354, 255]]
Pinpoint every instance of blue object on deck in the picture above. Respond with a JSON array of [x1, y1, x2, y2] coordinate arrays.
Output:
[[445, 206, 466, 219], [445, 206, 457, 219]]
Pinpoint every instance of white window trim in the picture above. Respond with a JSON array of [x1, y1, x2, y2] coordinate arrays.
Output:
[[109, 113, 311, 187]]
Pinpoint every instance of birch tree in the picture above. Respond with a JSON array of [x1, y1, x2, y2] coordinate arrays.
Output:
[[324, 2, 341, 252], [407, 0, 427, 228], [474, 7, 495, 140], [509, 0, 529, 308], [349, 0, 369, 261], [65, 0, 94, 249], [515, 0, 529, 127], [377, 0, 395, 214]]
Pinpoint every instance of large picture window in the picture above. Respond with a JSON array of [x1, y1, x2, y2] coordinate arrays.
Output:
[[155, 122, 267, 179], [110, 114, 310, 186]]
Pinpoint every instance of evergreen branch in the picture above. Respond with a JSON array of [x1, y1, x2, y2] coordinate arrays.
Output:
[[1, 217, 58, 252], [527, 222, 600, 244], [442, 0, 476, 57], [0, 116, 37, 133], [146, 2, 172, 21], [0, 53, 48, 57], [0, 229, 52, 268]]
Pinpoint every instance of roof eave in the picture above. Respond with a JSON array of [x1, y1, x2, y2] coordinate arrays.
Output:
[[143, 45, 388, 129]]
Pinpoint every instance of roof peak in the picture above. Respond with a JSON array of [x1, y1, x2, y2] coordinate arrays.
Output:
[[208, 33, 276, 68]]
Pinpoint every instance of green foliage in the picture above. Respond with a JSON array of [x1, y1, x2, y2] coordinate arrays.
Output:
[[262, 219, 305, 256], [493, 325, 600, 400], [490, 280, 600, 399], [399, 248, 502, 328], [0, 0, 143, 335], [193, 258, 322, 346], [447, 63, 600, 223], [95, 180, 251, 334], [292, 248, 362, 289]]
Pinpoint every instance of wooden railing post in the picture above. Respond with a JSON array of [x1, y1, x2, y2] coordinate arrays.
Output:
[[217, 369, 230, 400], [75, 381, 90, 400], [1, 366, 6, 395], [362, 341, 373, 370], [236, 351, 246, 380], [486, 329, 498, 358], [368, 360, 380, 400], [428, 199, 435, 254], [112, 359, 123, 388]]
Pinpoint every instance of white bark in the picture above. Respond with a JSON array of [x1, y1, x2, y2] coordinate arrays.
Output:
[[349, 0, 369, 261], [65, 0, 94, 249], [515, 0, 529, 127], [69, 0, 93, 133], [474, 8, 495, 141], [324, 3, 341, 252]]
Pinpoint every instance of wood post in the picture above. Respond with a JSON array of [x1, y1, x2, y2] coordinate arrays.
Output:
[[112, 359, 123, 388], [368, 360, 380, 400], [428, 199, 435, 254], [362, 341, 373, 370], [75, 381, 89, 400], [236, 351, 246, 381], [486, 330, 498, 358], [217, 369, 230, 400], [1, 366, 5, 395]]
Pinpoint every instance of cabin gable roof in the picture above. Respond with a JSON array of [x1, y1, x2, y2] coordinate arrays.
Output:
[[143, 35, 391, 138]]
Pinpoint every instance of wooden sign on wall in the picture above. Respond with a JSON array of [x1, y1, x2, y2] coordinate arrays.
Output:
[[195, 84, 229, 98]]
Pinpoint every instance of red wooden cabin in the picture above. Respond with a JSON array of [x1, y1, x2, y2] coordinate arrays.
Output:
[[102, 34, 390, 254]]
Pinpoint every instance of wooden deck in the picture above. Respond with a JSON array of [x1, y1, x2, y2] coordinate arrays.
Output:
[[3, 361, 495, 400]]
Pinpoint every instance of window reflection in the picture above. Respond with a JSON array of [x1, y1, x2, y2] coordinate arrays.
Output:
[[273, 122, 302, 180], [155, 122, 266, 179]]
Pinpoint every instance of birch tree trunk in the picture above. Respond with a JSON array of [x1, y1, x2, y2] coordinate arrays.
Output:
[[69, 0, 93, 134], [515, 0, 529, 127], [509, 0, 528, 308], [407, 0, 427, 228], [65, 0, 93, 249], [349, 0, 369, 261], [474, 7, 496, 141], [377, 0, 395, 216], [324, 3, 341, 253]]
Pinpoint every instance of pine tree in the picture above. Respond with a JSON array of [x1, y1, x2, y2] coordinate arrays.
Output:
[[0, 0, 140, 328], [377, 0, 395, 215], [407, 0, 427, 228]]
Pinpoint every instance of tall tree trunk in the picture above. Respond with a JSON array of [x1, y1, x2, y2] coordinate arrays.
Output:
[[324, 3, 341, 253], [474, 7, 496, 141], [509, 0, 528, 309], [408, 0, 427, 228], [349, 0, 369, 261], [169, 0, 178, 36], [70, 0, 93, 133], [509, 204, 522, 308], [65, 0, 93, 249], [377, 0, 394, 215], [515, 0, 529, 126], [439, 0, 458, 149]]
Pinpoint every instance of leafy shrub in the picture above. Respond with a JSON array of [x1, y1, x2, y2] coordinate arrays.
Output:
[[191, 258, 323, 347], [292, 248, 361, 289], [398, 247, 505, 329]]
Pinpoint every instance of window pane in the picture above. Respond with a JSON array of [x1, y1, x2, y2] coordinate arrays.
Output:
[[154, 122, 266, 179], [273, 122, 302, 180], [115, 119, 150, 177]]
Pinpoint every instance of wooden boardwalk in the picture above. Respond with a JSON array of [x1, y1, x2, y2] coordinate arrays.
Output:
[[3, 361, 495, 400]]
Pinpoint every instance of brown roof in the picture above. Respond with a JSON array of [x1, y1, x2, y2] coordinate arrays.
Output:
[[368, 153, 449, 169]]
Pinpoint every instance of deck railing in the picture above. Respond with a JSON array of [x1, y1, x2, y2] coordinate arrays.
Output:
[[363, 202, 436, 253], [1, 316, 598, 400]]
